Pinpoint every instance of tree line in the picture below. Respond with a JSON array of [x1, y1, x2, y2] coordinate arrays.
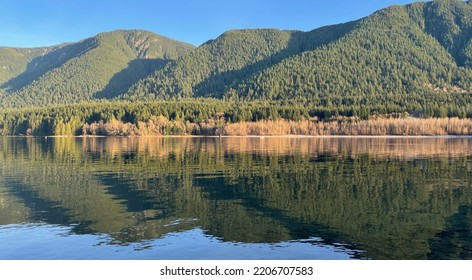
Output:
[[2, 99, 472, 136]]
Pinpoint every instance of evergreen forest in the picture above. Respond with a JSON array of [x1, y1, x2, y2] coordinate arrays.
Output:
[[1, 0, 472, 135]]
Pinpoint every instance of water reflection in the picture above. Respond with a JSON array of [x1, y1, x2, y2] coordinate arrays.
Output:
[[1, 136, 472, 259]]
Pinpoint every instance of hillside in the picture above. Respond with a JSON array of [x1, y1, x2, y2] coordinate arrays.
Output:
[[123, 23, 356, 100], [0, 46, 54, 85], [126, 0, 472, 118], [0, 0, 471, 119], [0, 30, 194, 107], [233, 0, 472, 116]]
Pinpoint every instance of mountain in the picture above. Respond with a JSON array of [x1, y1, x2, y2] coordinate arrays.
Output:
[[0, 46, 53, 85], [229, 0, 472, 116], [0, 30, 194, 107], [122, 24, 355, 100], [125, 0, 472, 117], [1, 0, 472, 118]]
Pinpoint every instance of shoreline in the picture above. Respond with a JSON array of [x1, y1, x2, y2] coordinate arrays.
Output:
[[3, 117, 472, 138], [4, 134, 472, 139]]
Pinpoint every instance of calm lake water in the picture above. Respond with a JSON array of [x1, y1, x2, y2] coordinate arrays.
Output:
[[1, 136, 472, 260]]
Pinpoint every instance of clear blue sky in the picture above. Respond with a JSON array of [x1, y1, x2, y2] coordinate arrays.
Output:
[[1, 0, 423, 48]]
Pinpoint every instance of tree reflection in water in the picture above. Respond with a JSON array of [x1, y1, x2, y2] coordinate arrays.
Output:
[[1, 136, 472, 259]]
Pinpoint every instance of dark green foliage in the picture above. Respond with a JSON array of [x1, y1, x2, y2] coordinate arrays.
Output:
[[0, 100, 313, 136], [0, 46, 53, 85], [1, 1, 472, 121], [124, 24, 355, 100], [0, 30, 194, 108], [228, 1, 472, 116], [3, 137, 472, 259], [423, 0, 472, 67], [124, 0, 472, 118]]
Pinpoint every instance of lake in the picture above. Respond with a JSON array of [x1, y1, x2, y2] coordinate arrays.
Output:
[[1, 136, 472, 260]]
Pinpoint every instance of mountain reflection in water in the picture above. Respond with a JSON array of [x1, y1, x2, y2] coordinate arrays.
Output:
[[1, 136, 472, 259]]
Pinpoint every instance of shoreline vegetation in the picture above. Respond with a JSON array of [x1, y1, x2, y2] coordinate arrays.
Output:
[[1, 1, 472, 140], [1, 101, 472, 137], [78, 117, 472, 136], [3, 116, 472, 137]]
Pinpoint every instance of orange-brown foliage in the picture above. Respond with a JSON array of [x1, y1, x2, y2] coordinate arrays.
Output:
[[81, 117, 472, 136], [222, 118, 472, 136]]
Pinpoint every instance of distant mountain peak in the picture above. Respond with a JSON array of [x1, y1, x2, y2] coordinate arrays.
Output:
[[0, 29, 194, 107], [124, 0, 471, 113], [1, 0, 472, 112]]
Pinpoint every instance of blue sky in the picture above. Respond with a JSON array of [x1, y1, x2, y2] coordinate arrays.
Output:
[[1, 0, 423, 48]]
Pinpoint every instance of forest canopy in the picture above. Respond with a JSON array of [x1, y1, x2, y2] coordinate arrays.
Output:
[[1, 0, 472, 135]]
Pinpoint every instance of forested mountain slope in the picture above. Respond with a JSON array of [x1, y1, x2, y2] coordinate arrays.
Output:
[[1, 0, 471, 119], [0, 30, 194, 108], [126, 0, 472, 117], [0, 46, 54, 85], [229, 0, 472, 116], [123, 23, 355, 100]]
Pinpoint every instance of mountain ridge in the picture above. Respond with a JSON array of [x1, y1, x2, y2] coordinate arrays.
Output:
[[0, 0, 471, 118], [122, 0, 472, 118], [0, 29, 195, 107], [122, 22, 358, 101]]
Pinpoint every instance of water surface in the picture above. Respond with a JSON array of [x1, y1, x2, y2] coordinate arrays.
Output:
[[1, 136, 471, 259]]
